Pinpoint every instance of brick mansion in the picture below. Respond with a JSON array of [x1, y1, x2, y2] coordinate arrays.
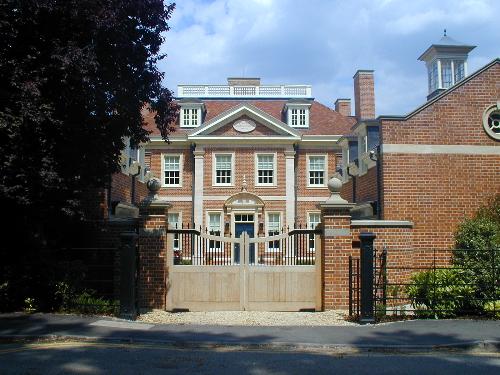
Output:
[[102, 34, 499, 252]]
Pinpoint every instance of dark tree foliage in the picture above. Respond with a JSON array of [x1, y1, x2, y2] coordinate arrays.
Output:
[[0, 0, 177, 231], [0, 0, 177, 310]]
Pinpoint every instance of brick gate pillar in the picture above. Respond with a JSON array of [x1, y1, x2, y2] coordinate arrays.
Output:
[[320, 176, 355, 310], [138, 178, 171, 310]]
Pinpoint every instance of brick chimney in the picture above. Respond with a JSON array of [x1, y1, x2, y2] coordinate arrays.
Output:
[[353, 70, 375, 120], [334, 99, 351, 117]]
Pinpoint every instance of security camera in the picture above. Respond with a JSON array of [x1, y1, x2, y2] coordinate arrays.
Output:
[[369, 150, 377, 161]]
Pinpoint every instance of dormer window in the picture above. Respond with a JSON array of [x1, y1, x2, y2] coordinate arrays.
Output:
[[286, 102, 311, 128], [179, 103, 204, 128]]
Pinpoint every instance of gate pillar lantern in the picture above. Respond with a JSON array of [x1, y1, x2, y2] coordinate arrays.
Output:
[[319, 176, 355, 309], [138, 178, 172, 310]]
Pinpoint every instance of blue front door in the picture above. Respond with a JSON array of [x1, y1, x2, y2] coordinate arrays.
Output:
[[234, 223, 255, 264]]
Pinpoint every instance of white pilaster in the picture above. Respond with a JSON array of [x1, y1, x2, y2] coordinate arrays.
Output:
[[193, 149, 205, 228], [284, 149, 296, 227], [437, 59, 442, 89]]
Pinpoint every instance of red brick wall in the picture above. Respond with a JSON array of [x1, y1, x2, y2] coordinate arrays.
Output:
[[321, 207, 352, 309], [354, 71, 375, 119], [82, 173, 148, 220], [203, 147, 287, 197], [110, 172, 148, 206], [211, 116, 280, 136], [380, 63, 500, 251], [138, 206, 168, 309], [321, 217, 414, 310], [340, 167, 378, 204]]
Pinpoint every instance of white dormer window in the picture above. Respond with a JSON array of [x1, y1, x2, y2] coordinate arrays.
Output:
[[179, 104, 203, 128], [286, 103, 310, 128]]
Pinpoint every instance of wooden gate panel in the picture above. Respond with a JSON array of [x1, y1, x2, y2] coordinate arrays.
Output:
[[169, 266, 241, 311], [166, 229, 322, 311]]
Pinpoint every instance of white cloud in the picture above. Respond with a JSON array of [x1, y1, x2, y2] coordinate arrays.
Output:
[[159, 0, 500, 114]]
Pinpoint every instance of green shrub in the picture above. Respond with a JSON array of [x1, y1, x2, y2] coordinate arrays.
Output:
[[69, 290, 117, 315], [407, 268, 475, 318], [453, 195, 500, 313], [484, 301, 500, 318]]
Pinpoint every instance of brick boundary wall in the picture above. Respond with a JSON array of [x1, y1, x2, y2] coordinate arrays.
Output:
[[138, 203, 169, 310]]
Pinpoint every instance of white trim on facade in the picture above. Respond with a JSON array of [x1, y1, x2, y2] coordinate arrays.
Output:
[[297, 196, 330, 202], [382, 144, 500, 155], [351, 220, 414, 228], [193, 149, 205, 227]]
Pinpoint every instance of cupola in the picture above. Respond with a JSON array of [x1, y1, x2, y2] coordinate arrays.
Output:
[[418, 30, 476, 100]]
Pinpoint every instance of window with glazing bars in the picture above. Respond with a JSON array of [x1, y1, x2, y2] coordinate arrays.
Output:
[[182, 108, 191, 126], [291, 108, 298, 126], [190, 109, 198, 126], [308, 156, 325, 186], [441, 60, 452, 88], [164, 156, 180, 186], [267, 213, 281, 251], [208, 213, 221, 251], [215, 155, 232, 184], [168, 213, 180, 251], [299, 109, 306, 126], [308, 213, 321, 251], [454, 60, 465, 83], [257, 154, 274, 185]]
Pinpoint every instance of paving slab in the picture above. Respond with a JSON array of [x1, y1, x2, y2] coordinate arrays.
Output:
[[0, 313, 499, 352]]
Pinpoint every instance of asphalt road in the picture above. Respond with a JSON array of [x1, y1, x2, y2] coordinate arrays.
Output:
[[0, 340, 499, 375]]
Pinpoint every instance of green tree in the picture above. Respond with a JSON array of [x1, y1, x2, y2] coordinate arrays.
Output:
[[0, 0, 177, 310]]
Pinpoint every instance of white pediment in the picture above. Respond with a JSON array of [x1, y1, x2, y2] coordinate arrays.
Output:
[[188, 103, 300, 139]]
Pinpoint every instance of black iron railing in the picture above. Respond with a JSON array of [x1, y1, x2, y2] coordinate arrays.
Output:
[[349, 247, 500, 321]]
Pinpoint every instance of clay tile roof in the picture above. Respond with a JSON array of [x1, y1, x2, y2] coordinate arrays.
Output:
[[143, 99, 355, 138]]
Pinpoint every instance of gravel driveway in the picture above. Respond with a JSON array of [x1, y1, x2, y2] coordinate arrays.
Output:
[[138, 310, 356, 326]]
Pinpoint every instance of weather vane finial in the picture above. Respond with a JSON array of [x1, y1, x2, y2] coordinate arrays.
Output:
[[444, 28, 447, 37]]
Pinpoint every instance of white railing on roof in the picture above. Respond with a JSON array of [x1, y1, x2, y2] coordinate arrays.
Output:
[[177, 84, 312, 98]]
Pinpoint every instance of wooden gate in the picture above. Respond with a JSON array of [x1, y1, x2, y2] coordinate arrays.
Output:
[[165, 228, 322, 311]]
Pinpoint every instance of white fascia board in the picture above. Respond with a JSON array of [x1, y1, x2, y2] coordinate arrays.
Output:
[[187, 136, 299, 144], [301, 135, 342, 142], [148, 136, 189, 143]]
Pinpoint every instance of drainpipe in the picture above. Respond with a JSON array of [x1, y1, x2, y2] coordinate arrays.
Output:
[[347, 166, 356, 203], [190, 143, 196, 227], [293, 143, 299, 228], [130, 159, 142, 206], [370, 145, 382, 220]]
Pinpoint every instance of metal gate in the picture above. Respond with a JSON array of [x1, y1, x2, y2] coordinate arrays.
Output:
[[165, 228, 322, 311]]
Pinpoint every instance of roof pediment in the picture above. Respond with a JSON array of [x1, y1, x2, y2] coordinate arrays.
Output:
[[188, 103, 300, 139]]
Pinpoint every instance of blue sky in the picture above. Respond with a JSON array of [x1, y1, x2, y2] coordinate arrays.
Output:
[[159, 0, 500, 115]]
